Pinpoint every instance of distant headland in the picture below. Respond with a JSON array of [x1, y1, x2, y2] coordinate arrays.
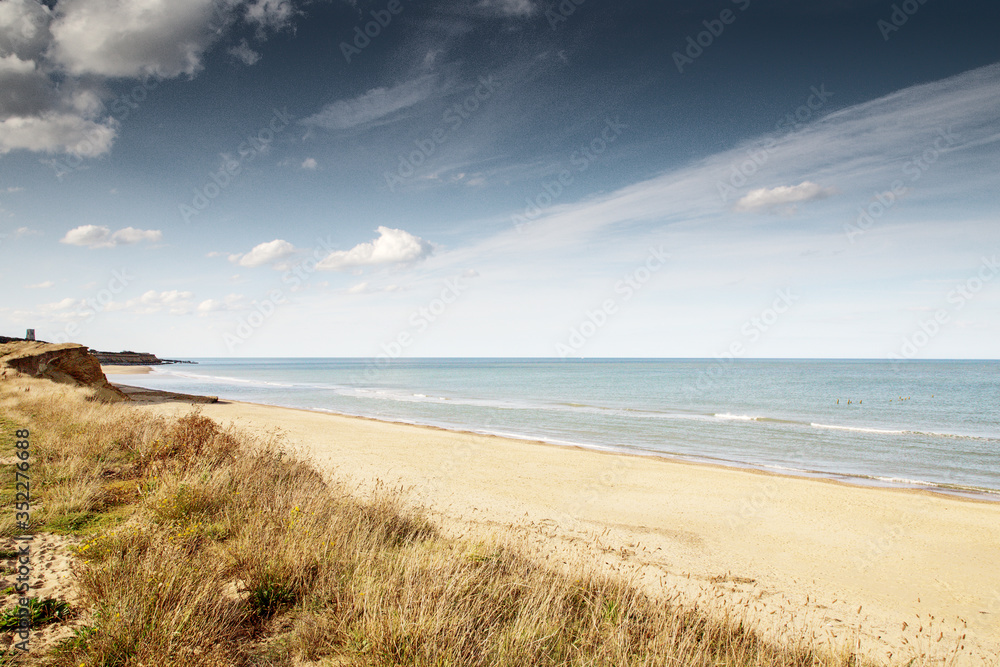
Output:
[[0, 329, 195, 366], [87, 350, 196, 366]]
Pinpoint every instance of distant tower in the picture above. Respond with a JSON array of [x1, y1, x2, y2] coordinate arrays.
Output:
[[25, 329, 35, 341]]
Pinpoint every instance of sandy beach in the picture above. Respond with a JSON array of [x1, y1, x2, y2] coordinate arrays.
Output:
[[101, 365, 153, 375], [134, 395, 1000, 665]]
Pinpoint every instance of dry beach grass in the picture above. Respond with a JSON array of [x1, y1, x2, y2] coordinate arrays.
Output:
[[0, 375, 873, 666]]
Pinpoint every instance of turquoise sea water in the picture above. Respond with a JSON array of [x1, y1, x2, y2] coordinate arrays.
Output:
[[120, 359, 1000, 498]]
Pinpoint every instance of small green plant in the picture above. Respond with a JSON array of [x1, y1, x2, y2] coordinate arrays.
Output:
[[248, 578, 297, 618], [0, 597, 73, 630]]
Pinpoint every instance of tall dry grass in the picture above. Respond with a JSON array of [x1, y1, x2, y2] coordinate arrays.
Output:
[[0, 376, 868, 666]]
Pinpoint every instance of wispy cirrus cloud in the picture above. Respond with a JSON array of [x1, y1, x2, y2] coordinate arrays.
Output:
[[441, 62, 1000, 265], [301, 74, 439, 131]]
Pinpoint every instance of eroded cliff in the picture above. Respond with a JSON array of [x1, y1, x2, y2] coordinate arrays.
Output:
[[0, 342, 128, 402]]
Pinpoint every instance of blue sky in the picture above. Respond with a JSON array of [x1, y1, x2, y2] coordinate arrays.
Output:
[[1, 0, 999, 358]]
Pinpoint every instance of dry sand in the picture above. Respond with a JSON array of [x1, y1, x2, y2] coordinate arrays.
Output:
[[136, 397, 1000, 665], [0, 534, 82, 651], [101, 365, 152, 375]]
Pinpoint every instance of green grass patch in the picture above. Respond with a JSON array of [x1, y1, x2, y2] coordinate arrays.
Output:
[[0, 597, 73, 630], [44, 511, 101, 535]]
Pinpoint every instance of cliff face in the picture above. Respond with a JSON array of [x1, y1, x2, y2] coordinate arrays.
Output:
[[0, 342, 128, 402]]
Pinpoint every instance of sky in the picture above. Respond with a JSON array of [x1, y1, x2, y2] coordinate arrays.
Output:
[[1, 0, 999, 359]]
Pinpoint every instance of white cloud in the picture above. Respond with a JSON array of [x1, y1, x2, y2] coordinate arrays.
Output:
[[49, 0, 219, 78], [734, 181, 836, 214], [9, 296, 85, 324], [5, 186, 25, 193], [0, 53, 53, 116], [228, 39, 261, 66], [25, 280, 53, 288], [0, 112, 117, 156], [12, 286, 200, 323], [197, 299, 220, 312], [244, 0, 296, 30], [60, 224, 162, 248], [317, 226, 434, 271], [43, 0, 296, 76], [0, 0, 53, 62], [229, 239, 297, 268], [97, 290, 194, 315], [125, 289, 195, 315], [86, 289, 195, 316], [14, 226, 41, 237], [347, 282, 370, 294], [39, 297, 80, 312], [196, 294, 247, 313], [60, 225, 111, 247], [346, 282, 406, 294], [0, 49, 117, 154], [301, 157, 317, 169], [0, 1, 118, 155], [301, 75, 437, 130], [111, 226, 163, 244], [0, 0, 299, 157], [140, 289, 191, 305]]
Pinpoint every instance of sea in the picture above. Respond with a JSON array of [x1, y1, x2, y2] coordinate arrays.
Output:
[[119, 358, 1000, 499]]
